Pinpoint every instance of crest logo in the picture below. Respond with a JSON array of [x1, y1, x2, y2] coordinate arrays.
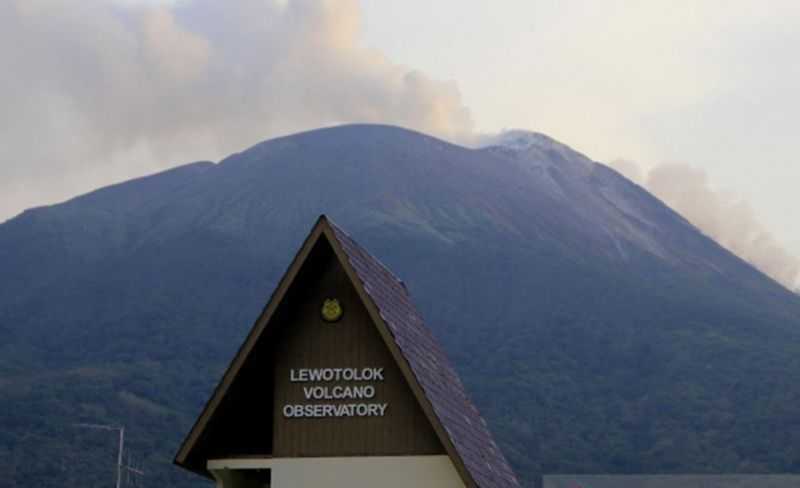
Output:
[[321, 298, 343, 322]]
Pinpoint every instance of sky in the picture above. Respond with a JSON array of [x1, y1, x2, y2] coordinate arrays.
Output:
[[1, 0, 798, 287]]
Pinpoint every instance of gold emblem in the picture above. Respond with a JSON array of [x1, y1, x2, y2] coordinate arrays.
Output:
[[321, 298, 343, 322]]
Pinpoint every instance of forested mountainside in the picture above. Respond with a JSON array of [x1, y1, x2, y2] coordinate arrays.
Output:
[[2, 125, 799, 487]]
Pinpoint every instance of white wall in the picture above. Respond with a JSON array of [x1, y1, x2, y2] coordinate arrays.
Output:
[[209, 455, 465, 488]]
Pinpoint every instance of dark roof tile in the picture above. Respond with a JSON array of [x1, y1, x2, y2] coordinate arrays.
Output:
[[329, 219, 520, 488]]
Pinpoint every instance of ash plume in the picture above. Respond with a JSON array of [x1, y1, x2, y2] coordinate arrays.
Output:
[[0, 0, 472, 220], [611, 159, 800, 289]]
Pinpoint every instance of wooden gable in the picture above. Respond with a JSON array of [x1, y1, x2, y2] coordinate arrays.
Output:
[[175, 216, 520, 488]]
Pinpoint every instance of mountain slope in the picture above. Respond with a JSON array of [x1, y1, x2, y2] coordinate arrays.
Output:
[[1, 124, 799, 487]]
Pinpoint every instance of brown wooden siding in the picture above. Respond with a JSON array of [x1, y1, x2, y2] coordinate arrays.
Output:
[[271, 241, 443, 457]]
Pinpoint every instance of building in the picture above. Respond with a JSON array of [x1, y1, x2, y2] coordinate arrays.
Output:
[[174, 215, 520, 488]]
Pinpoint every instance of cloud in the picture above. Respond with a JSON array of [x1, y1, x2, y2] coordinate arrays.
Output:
[[3, 0, 796, 293], [0, 0, 472, 220], [610, 159, 800, 290]]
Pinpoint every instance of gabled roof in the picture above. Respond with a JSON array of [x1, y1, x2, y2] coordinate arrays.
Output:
[[175, 215, 520, 488]]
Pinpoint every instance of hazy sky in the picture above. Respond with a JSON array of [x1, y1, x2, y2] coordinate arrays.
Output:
[[1, 0, 798, 286], [360, 1, 800, 256]]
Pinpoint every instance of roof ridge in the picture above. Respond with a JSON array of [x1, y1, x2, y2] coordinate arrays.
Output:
[[325, 216, 520, 488], [324, 216, 408, 290]]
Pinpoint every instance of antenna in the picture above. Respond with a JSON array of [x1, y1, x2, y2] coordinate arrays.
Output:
[[125, 452, 145, 487], [73, 423, 143, 487]]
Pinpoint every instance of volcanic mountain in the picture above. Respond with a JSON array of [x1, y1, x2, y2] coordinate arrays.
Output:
[[1, 124, 799, 487]]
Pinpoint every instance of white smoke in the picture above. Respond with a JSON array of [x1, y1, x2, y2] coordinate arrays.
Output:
[[0, 0, 472, 220], [3, 0, 797, 293], [611, 159, 800, 290]]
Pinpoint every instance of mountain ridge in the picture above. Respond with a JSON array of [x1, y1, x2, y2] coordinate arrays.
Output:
[[1, 124, 799, 487]]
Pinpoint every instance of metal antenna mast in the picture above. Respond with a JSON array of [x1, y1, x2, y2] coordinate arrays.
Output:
[[125, 452, 145, 486], [73, 423, 125, 488]]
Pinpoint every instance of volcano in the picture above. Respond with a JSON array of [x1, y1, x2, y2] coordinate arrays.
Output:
[[1, 124, 799, 487]]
